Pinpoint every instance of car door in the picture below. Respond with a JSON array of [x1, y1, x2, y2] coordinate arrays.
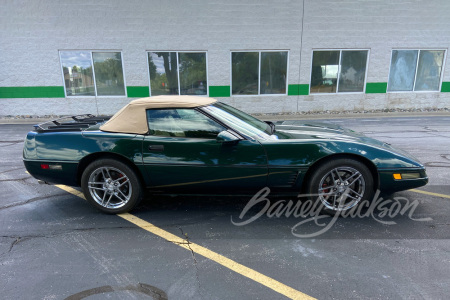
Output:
[[142, 108, 268, 192]]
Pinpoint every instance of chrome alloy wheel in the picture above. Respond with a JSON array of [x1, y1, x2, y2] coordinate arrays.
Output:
[[87, 166, 132, 209], [317, 167, 366, 211]]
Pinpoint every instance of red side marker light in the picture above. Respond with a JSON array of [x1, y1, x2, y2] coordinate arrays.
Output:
[[41, 164, 50, 169]]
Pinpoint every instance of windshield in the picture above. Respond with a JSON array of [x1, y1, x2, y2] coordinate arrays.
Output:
[[202, 102, 276, 141]]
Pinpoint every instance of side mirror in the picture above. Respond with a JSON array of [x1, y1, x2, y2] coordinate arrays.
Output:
[[216, 130, 241, 145], [265, 121, 276, 134]]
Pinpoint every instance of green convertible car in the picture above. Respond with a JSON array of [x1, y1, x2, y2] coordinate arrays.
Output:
[[23, 96, 428, 214]]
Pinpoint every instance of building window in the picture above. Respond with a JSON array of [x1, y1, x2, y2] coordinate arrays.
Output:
[[231, 51, 288, 95], [388, 50, 445, 92], [148, 52, 207, 96], [59, 51, 126, 97], [310, 50, 369, 94]]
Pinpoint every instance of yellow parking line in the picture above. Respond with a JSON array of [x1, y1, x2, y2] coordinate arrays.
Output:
[[55, 184, 86, 199], [410, 189, 450, 199], [55, 185, 315, 300], [120, 213, 314, 300]]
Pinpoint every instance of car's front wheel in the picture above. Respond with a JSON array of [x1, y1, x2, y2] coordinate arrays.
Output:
[[81, 158, 142, 214], [306, 158, 375, 214]]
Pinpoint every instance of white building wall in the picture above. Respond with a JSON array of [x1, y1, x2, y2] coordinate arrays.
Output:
[[298, 0, 450, 113], [0, 0, 449, 116]]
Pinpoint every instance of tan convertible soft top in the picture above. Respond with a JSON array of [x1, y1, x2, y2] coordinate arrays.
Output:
[[99, 95, 217, 134]]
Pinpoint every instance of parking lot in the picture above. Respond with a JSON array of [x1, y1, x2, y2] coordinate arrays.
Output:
[[1, 115, 449, 299]]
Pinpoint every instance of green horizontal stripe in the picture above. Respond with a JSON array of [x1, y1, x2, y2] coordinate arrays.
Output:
[[366, 82, 387, 94], [2, 81, 448, 98], [0, 86, 65, 98], [209, 86, 230, 97], [127, 86, 150, 97], [441, 82, 450, 92], [288, 84, 309, 96]]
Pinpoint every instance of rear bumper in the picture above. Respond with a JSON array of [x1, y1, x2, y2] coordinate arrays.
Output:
[[24, 159, 79, 186], [379, 167, 428, 193]]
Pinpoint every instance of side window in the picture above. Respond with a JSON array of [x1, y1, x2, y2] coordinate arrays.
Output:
[[146, 109, 226, 139]]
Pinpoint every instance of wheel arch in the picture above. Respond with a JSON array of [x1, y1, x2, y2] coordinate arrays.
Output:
[[301, 153, 379, 193], [77, 152, 146, 187]]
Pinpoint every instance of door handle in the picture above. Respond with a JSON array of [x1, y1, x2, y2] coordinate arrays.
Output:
[[148, 145, 164, 152]]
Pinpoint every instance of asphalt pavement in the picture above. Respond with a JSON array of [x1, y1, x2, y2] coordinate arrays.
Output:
[[0, 115, 449, 299]]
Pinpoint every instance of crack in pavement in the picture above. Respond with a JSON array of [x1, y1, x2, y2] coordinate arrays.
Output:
[[175, 227, 204, 299], [423, 132, 450, 139], [0, 192, 70, 210], [0, 235, 44, 257], [423, 126, 439, 132], [0, 167, 26, 175], [8, 236, 32, 253], [424, 162, 450, 168], [365, 135, 429, 139], [0, 226, 137, 257], [0, 140, 23, 143], [0, 177, 31, 182], [364, 130, 440, 134], [1, 227, 137, 241], [441, 154, 450, 161], [0, 140, 23, 148]]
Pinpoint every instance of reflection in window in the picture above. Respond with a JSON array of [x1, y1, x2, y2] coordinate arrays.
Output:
[[310, 50, 368, 93], [92, 52, 125, 96], [60, 51, 95, 96], [232, 52, 259, 95], [146, 108, 225, 138], [148, 52, 208, 96], [148, 52, 179, 96], [260, 52, 288, 94], [60, 51, 125, 97], [415, 50, 445, 91], [179, 53, 207, 95], [338, 51, 368, 92], [232, 51, 288, 95], [387, 50, 418, 92], [388, 50, 445, 92], [310, 51, 339, 93]]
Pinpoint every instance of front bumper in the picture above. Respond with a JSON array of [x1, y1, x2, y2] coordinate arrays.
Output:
[[378, 167, 428, 193]]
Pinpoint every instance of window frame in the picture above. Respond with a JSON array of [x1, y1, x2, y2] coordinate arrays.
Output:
[[59, 50, 127, 98], [146, 50, 209, 97], [387, 49, 447, 93], [309, 49, 370, 95], [230, 50, 290, 97]]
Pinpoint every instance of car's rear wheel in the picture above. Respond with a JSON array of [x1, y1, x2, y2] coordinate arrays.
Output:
[[306, 158, 374, 214], [81, 159, 142, 214]]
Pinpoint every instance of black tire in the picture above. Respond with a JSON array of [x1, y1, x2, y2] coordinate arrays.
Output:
[[306, 158, 374, 215], [81, 158, 142, 214]]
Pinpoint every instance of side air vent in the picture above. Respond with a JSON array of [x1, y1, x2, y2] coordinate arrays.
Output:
[[287, 172, 300, 186]]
